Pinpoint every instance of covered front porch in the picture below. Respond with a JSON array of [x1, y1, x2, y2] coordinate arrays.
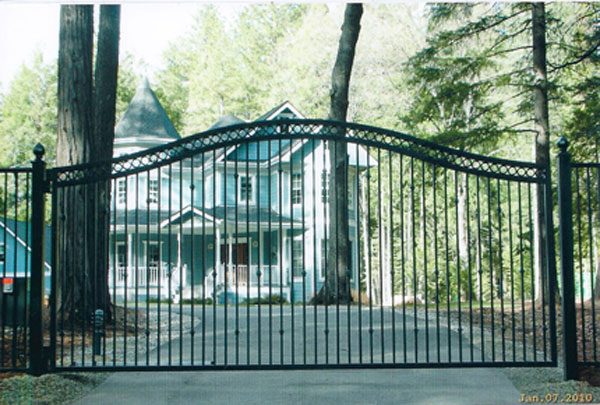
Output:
[[163, 204, 304, 303]]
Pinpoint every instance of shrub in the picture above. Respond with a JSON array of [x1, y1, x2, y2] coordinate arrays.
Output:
[[243, 295, 287, 305], [182, 298, 213, 305]]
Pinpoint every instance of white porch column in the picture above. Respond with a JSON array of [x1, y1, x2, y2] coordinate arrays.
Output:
[[177, 232, 182, 271], [282, 232, 288, 285], [215, 225, 222, 283], [228, 233, 233, 284], [127, 233, 133, 288]]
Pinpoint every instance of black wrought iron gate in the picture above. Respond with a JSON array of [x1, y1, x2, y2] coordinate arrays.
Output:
[[23, 119, 560, 372]]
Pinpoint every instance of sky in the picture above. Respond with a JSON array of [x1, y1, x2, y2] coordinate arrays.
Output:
[[0, 2, 244, 91]]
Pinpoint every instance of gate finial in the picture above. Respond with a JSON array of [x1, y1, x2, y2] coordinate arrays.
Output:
[[33, 143, 45, 162], [557, 137, 569, 153]]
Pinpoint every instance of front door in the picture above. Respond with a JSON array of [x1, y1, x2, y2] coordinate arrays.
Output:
[[220, 243, 248, 285]]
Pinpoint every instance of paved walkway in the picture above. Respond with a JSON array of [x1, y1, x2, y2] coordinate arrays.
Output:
[[74, 368, 521, 405]]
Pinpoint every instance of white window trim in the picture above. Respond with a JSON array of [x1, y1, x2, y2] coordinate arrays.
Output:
[[291, 173, 302, 206], [291, 236, 304, 281], [238, 175, 256, 205], [114, 241, 127, 268], [142, 240, 163, 267]]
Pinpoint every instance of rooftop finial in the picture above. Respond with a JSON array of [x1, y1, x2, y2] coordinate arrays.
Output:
[[139, 77, 151, 89]]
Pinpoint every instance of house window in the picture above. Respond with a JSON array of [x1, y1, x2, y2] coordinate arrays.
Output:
[[148, 179, 159, 204], [291, 173, 302, 205], [239, 176, 254, 203], [145, 241, 160, 267], [117, 179, 126, 205], [321, 171, 329, 203], [292, 239, 303, 278]]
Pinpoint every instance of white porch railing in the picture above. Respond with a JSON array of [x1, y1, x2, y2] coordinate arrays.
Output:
[[110, 265, 182, 288], [217, 264, 282, 287]]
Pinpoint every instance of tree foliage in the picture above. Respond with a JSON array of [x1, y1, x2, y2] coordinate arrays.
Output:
[[0, 53, 57, 166]]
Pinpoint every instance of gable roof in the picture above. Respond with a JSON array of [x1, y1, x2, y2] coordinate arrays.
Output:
[[209, 113, 246, 130], [115, 78, 180, 141]]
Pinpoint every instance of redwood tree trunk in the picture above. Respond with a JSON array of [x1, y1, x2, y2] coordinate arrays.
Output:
[[532, 3, 550, 302], [57, 5, 94, 323], [313, 4, 363, 304], [91, 5, 121, 323]]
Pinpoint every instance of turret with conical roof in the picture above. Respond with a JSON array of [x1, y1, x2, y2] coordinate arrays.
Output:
[[113, 78, 180, 156]]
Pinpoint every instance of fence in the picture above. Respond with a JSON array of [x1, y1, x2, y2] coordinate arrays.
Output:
[[0, 120, 589, 379]]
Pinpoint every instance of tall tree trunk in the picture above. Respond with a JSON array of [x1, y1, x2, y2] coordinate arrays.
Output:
[[57, 5, 94, 323], [313, 4, 363, 304], [532, 3, 550, 303], [91, 5, 121, 323]]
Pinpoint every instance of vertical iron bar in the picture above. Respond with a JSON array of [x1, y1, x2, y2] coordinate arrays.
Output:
[[518, 183, 526, 361], [507, 182, 516, 362], [134, 173, 139, 365], [190, 158, 196, 365], [497, 178, 505, 363], [312, 139, 317, 364], [377, 148, 383, 364], [224, 151, 228, 366], [146, 172, 151, 366], [411, 158, 417, 363], [576, 168, 585, 362], [455, 171, 462, 363], [477, 176, 484, 362], [400, 156, 406, 363], [367, 146, 373, 364], [422, 161, 429, 363], [433, 166, 440, 363], [487, 177, 495, 362], [527, 183, 536, 361], [389, 150, 395, 364], [585, 167, 597, 361], [278, 138, 283, 364], [235, 155, 239, 366], [444, 168, 450, 363]]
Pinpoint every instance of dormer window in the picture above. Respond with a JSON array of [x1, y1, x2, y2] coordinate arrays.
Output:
[[148, 179, 159, 204], [117, 179, 126, 205]]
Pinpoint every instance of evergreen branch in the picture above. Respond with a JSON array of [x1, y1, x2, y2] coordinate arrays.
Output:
[[548, 39, 600, 73], [485, 45, 532, 59], [434, 7, 530, 49], [488, 25, 530, 52], [509, 119, 535, 129]]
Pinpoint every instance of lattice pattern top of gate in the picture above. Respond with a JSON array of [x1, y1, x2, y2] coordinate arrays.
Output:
[[49, 119, 547, 186]]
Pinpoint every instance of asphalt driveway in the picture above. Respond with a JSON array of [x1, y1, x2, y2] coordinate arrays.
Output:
[[73, 305, 521, 404]]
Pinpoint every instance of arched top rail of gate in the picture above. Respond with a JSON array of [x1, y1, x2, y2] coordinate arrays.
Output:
[[49, 119, 547, 186]]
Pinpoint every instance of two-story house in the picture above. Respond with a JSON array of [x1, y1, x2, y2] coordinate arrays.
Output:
[[109, 79, 376, 303]]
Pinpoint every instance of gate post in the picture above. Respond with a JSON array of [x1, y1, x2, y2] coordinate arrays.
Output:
[[29, 143, 47, 376], [557, 137, 577, 380]]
